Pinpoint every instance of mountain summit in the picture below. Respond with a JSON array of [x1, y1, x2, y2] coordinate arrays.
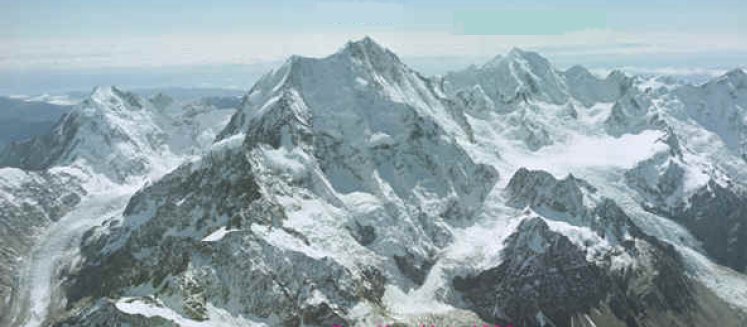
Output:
[[445, 47, 570, 106], [0, 86, 167, 181], [0, 85, 235, 184]]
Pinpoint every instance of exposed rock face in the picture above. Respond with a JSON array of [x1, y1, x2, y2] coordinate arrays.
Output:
[[674, 68, 747, 160], [53, 298, 177, 327], [453, 84, 496, 118], [393, 251, 435, 286], [622, 118, 747, 273], [454, 217, 610, 325], [604, 91, 656, 137], [646, 180, 747, 272], [563, 67, 633, 107], [149, 93, 174, 110], [453, 216, 742, 327], [504, 168, 635, 241], [675, 181, 747, 272], [455, 168, 744, 326], [505, 168, 593, 215], [624, 129, 687, 213], [64, 142, 368, 326]]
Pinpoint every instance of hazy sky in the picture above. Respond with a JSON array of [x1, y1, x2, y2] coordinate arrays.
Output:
[[1, 0, 745, 93]]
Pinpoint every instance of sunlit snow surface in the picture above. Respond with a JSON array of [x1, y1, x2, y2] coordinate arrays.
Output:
[[502, 130, 668, 177], [116, 297, 271, 327], [201, 227, 241, 242]]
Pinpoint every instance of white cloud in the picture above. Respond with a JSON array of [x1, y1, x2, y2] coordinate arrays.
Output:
[[593, 66, 731, 77], [1, 29, 745, 70]]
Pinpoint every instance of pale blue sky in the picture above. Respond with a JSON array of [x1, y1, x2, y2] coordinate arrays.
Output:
[[2, 0, 745, 37], [1, 0, 745, 93]]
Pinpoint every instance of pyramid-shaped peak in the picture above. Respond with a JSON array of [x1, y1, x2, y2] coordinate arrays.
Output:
[[150, 92, 173, 102], [564, 65, 594, 78], [723, 68, 746, 83], [726, 67, 745, 76], [482, 54, 504, 69], [87, 85, 144, 110], [339, 36, 402, 65], [506, 48, 551, 66], [149, 92, 174, 109], [481, 47, 554, 72], [90, 85, 117, 99], [700, 68, 746, 89], [507, 47, 529, 56], [90, 85, 132, 99], [244, 38, 398, 108], [566, 65, 589, 73], [344, 36, 387, 52], [607, 69, 628, 79]]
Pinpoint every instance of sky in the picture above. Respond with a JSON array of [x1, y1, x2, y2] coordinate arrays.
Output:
[[1, 0, 745, 94]]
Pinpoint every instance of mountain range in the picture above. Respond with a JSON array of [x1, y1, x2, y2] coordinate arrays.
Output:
[[1, 37, 746, 327]]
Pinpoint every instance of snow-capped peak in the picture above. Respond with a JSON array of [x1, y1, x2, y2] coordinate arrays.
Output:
[[340, 36, 392, 58], [336, 36, 411, 80], [0, 85, 236, 185], [219, 35, 474, 142], [248, 36, 408, 99], [607, 69, 628, 80], [715, 68, 746, 88], [483, 47, 557, 77], [481, 54, 503, 69], [445, 47, 570, 106], [87, 85, 145, 112], [90, 85, 118, 98], [506, 47, 550, 66], [564, 65, 594, 79], [149, 92, 174, 110]]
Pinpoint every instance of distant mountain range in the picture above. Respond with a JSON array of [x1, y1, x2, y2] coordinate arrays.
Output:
[[0, 97, 73, 149], [0, 88, 244, 150]]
